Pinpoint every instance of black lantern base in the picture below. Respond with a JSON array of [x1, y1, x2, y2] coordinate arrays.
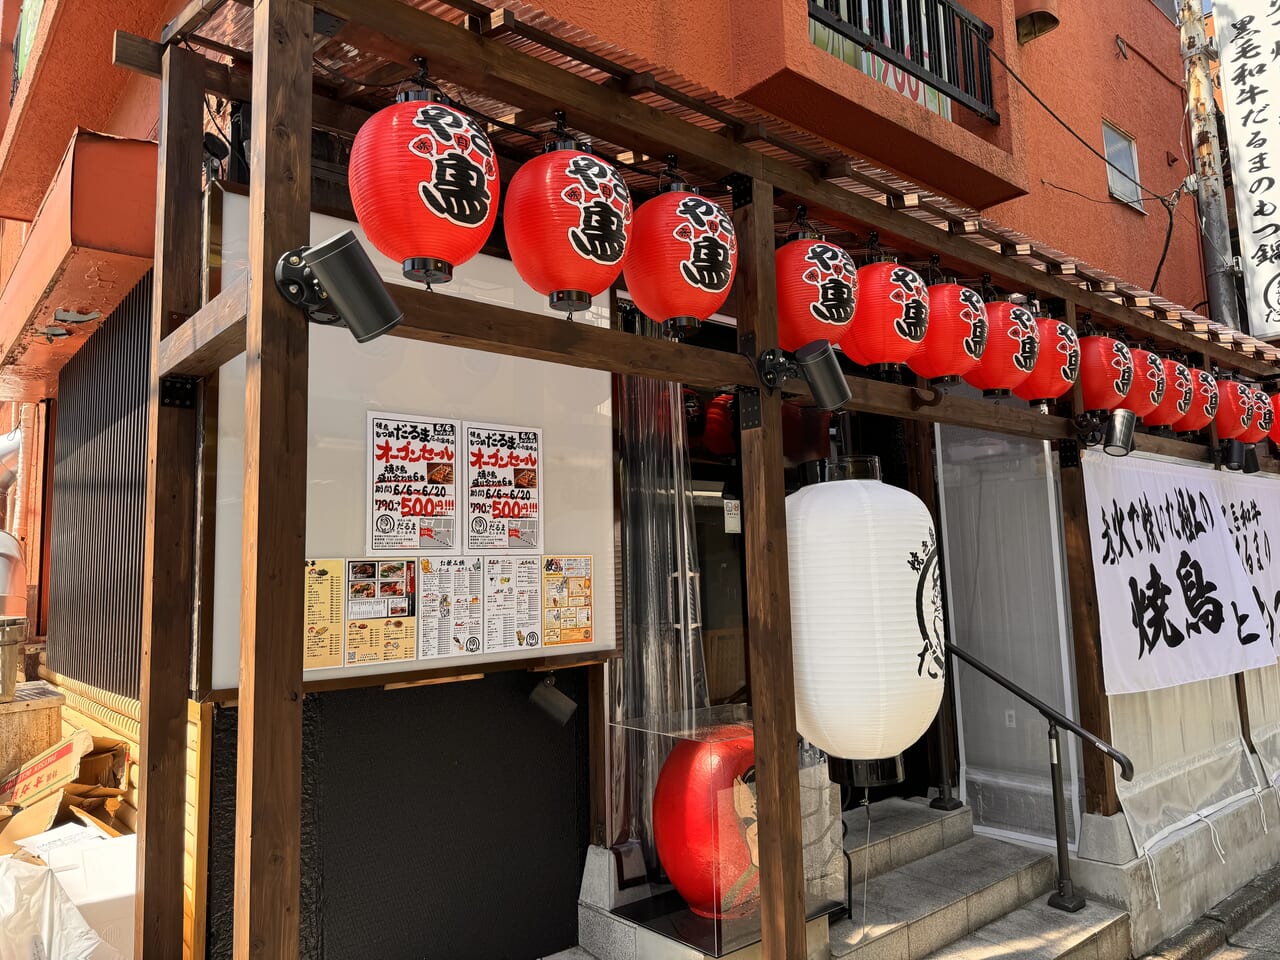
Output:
[[983, 389, 1011, 399], [666, 315, 700, 339], [828, 755, 905, 789], [549, 289, 592, 313], [403, 257, 454, 285], [928, 376, 959, 386]]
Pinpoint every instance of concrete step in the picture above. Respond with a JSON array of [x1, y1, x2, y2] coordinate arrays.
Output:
[[542, 949, 596, 960], [831, 835, 1055, 960], [842, 797, 973, 882], [925, 899, 1131, 960]]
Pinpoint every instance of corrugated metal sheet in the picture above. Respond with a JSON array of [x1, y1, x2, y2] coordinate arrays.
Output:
[[46, 272, 152, 699]]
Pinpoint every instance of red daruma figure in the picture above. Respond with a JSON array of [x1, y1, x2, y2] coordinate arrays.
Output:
[[652, 724, 760, 919]]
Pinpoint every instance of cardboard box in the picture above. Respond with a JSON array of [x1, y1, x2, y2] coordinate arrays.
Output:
[[0, 730, 129, 855]]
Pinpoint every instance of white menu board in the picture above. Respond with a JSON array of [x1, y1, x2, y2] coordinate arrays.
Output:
[[483, 556, 543, 653]]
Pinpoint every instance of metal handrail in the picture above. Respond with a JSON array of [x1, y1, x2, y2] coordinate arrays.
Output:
[[943, 640, 1134, 913]]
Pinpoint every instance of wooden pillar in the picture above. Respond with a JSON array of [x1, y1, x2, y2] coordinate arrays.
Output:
[[1058, 303, 1120, 816], [234, 1, 312, 957], [136, 43, 204, 959], [732, 177, 807, 959]]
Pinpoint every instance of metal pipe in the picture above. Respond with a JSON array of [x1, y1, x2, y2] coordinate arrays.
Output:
[[1046, 722, 1085, 912]]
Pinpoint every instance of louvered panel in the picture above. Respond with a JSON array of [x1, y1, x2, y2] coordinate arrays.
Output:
[[47, 272, 152, 699]]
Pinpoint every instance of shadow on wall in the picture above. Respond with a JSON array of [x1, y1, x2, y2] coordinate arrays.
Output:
[[204, 668, 591, 960]]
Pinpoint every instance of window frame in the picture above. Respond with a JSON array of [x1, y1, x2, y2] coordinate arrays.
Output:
[[1102, 120, 1145, 213]]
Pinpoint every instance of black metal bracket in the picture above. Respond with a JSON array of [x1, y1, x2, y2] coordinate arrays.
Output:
[[738, 387, 761, 430], [724, 173, 753, 210], [1058, 438, 1080, 469], [275, 247, 340, 324], [159, 376, 197, 410], [757, 348, 801, 393]]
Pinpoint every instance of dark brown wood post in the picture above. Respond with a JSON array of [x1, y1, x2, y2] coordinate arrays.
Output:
[[1059, 302, 1120, 816], [732, 176, 807, 959], [136, 42, 204, 960], [234, 0, 312, 956]]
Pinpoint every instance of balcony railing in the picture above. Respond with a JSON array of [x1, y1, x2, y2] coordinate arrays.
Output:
[[808, 0, 999, 123]]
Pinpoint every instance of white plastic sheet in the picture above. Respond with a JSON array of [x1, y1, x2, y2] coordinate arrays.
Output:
[[0, 857, 121, 960]]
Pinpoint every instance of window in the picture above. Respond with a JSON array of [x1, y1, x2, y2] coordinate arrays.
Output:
[[1102, 121, 1144, 211]]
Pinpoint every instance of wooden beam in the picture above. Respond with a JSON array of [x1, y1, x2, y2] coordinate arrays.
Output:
[[1059, 461, 1120, 816], [733, 177, 807, 959], [136, 43, 205, 960], [113, 30, 369, 138], [161, 0, 228, 43], [157, 276, 249, 376], [233, 0, 311, 957], [308, 0, 1275, 376]]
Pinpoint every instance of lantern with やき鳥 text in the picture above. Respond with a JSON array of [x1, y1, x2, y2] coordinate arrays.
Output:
[[349, 92, 501, 285], [624, 187, 737, 338], [1215, 379, 1255, 441], [962, 302, 1039, 396], [786, 457, 945, 760], [1271, 393, 1280, 445], [1013, 318, 1079, 405], [1243, 389, 1273, 445], [701, 394, 737, 457], [504, 143, 632, 313], [1144, 359, 1194, 428], [907, 284, 988, 382], [775, 236, 859, 353], [1117, 349, 1166, 420], [844, 262, 930, 368], [1171, 369, 1219, 434], [1077, 337, 1133, 413]]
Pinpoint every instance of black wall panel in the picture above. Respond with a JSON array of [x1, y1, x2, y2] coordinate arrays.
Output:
[[205, 670, 590, 960], [47, 272, 152, 698]]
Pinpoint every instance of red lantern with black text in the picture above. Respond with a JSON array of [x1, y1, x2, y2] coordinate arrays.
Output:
[[624, 187, 737, 337], [1242, 389, 1272, 444], [907, 284, 987, 382], [1270, 394, 1280, 445], [1078, 337, 1133, 413], [843, 262, 929, 367], [961, 302, 1038, 396], [1013, 318, 1079, 405], [1117, 349, 1166, 419], [1171, 369, 1219, 434], [1216, 380, 1256, 441], [1145, 359, 1193, 428], [505, 144, 633, 312], [349, 91, 500, 284], [702, 394, 737, 456], [652, 725, 759, 919], [776, 236, 858, 352]]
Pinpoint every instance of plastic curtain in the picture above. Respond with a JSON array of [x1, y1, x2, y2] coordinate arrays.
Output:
[[615, 314, 710, 874]]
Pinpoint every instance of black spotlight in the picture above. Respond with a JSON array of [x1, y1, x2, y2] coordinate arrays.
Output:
[[1225, 439, 1245, 471], [757, 339, 852, 412], [1102, 409, 1137, 457], [275, 231, 403, 342], [1244, 444, 1261, 475], [528, 673, 578, 726]]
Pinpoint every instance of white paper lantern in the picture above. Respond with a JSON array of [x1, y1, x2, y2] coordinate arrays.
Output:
[[786, 461, 945, 760]]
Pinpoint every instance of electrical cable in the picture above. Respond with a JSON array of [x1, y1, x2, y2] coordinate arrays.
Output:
[[312, 55, 409, 90], [1150, 194, 1179, 293]]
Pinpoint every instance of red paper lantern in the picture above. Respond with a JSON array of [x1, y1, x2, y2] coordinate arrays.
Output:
[[843, 262, 929, 367], [1270, 394, 1280, 444], [1215, 380, 1256, 441], [907, 284, 988, 382], [624, 188, 737, 336], [1145, 360, 1194, 428], [349, 92, 501, 284], [1078, 337, 1133, 413], [776, 237, 858, 353], [505, 144, 633, 312], [961, 302, 1038, 396], [1242, 389, 1272, 444], [1013, 318, 1079, 404], [683, 388, 706, 442], [1171, 369, 1219, 433], [1117, 349, 1167, 419], [652, 724, 759, 919], [702, 394, 737, 456], [782, 402, 833, 463]]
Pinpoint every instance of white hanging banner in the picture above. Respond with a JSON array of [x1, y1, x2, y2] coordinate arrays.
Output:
[[1217, 2, 1280, 337], [1082, 451, 1280, 694]]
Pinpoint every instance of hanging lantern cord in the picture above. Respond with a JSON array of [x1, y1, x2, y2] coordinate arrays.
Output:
[[782, 204, 819, 239], [926, 254, 942, 287], [980, 274, 998, 303], [1078, 313, 1095, 337], [866, 231, 882, 265]]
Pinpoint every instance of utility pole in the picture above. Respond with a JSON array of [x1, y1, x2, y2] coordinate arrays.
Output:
[[1180, 0, 1242, 331]]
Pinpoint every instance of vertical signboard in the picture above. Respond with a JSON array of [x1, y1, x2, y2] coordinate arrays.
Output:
[[1218, 3, 1280, 337]]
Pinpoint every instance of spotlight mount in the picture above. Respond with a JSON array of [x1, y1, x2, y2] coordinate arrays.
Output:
[[275, 231, 404, 343], [756, 339, 852, 412], [1073, 408, 1136, 457]]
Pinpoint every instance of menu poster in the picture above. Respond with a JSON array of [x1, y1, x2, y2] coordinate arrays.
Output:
[[464, 423, 542, 553], [417, 557, 483, 659], [542, 555, 593, 646], [345, 558, 417, 666], [368, 413, 459, 555], [483, 556, 542, 653], [303, 559, 344, 669]]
